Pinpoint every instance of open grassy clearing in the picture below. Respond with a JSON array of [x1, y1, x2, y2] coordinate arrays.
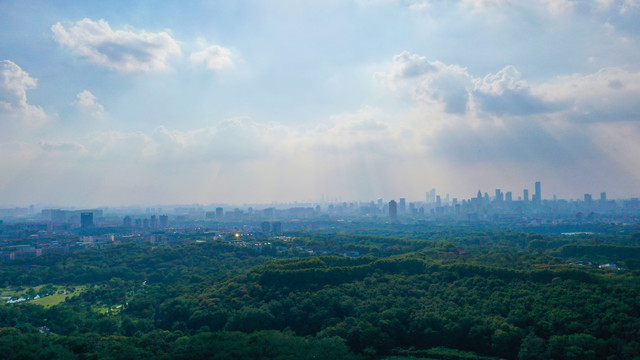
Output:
[[1, 284, 86, 307], [93, 304, 123, 315], [29, 285, 86, 307]]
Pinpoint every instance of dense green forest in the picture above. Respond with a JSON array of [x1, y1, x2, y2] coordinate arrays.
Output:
[[1, 228, 639, 359]]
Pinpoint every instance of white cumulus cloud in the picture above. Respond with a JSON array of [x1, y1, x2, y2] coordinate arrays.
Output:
[[376, 51, 472, 114], [51, 18, 182, 72], [190, 45, 234, 71], [472, 66, 565, 116], [74, 90, 106, 119], [0, 60, 46, 125]]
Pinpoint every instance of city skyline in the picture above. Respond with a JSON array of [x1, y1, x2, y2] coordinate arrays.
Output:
[[2, 1, 640, 207], [0, 180, 630, 211]]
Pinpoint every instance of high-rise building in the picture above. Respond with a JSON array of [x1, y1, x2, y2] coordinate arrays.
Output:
[[426, 189, 436, 203], [495, 189, 503, 202], [215, 207, 224, 219], [505, 192, 512, 202], [123, 216, 132, 227], [388, 200, 398, 221], [80, 212, 93, 229], [523, 189, 529, 202], [261, 221, 271, 233], [584, 194, 593, 203], [159, 215, 169, 228], [150, 215, 157, 228], [399, 198, 406, 214], [534, 181, 541, 204], [272, 221, 282, 235]]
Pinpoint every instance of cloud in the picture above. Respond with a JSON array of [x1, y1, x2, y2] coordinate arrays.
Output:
[[2, 103, 639, 205], [428, 117, 600, 164], [540, 67, 640, 122], [378, 52, 640, 122], [376, 51, 472, 114], [74, 90, 106, 119], [377, 52, 559, 116], [51, 18, 181, 72], [40, 141, 85, 152], [86, 130, 155, 160], [540, 0, 575, 15], [621, 0, 640, 13], [190, 45, 234, 71], [369, 52, 640, 197], [149, 117, 270, 163], [355, 0, 430, 9], [472, 66, 566, 116], [71, 117, 270, 165], [0, 60, 47, 125], [461, 0, 509, 9]]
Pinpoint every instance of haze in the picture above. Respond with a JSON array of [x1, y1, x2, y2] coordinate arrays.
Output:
[[1, 0, 640, 207]]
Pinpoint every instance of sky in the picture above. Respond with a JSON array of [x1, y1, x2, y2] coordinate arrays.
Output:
[[1, 0, 640, 207]]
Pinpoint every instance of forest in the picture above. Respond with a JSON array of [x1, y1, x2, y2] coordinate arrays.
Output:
[[0, 227, 639, 359]]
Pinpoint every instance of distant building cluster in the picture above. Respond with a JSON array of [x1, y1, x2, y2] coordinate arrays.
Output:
[[0, 180, 639, 264], [0, 181, 639, 248]]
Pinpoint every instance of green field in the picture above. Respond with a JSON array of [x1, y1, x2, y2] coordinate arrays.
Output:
[[29, 286, 86, 307], [93, 303, 123, 315], [1, 285, 86, 307]]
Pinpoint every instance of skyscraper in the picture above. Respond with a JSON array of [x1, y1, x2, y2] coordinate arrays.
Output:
[[534, 181, 541, 204], [388, 200, 398, 222], [399, 198, 406, 214], [159, 215, 169, 228], [81, 212, 93, 229], [524, 189, 529, 202], [426, 189, 436, 203], [271, 221, 282, 235]]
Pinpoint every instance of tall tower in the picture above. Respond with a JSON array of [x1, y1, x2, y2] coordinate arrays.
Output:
[[523, 189, 529, 202], [534, 181, 541, 204], [399, 198, 406, 214], [388, 200, 398, 222], [426, 189, 436, 203]]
